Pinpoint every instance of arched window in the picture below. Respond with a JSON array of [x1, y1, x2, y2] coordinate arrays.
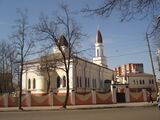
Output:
[[85, 77, 87, 88], [76, 76, 79, 87], [140, 80, 142, 84], [33, 78, 36, 89], [88, 78, 90, 88], [57, 76, 61, 88], [149, 80, 151, 84], [80, 77, 82, 87], [152, 79, 154, 84], [97, 49, 99, 57], [63, 76, 66, 87], [142, 80, 145, 84], [28, 79, 31, 89]]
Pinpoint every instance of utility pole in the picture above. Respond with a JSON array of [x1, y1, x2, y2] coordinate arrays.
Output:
[[146, 33, 158, 93], [157, 49, 160, 71]]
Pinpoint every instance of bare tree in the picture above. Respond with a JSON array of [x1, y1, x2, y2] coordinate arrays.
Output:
[[0, 40, 17, 94], [35, 4, 82, 108], [83, 0, 160, 80], [150, 16, 160, 47], [82, 0, 160, 21], [12, 9, 34, 110], [40, 54, 52, 94], [82, 0, 160, 47], [39, 52, 57, 93]]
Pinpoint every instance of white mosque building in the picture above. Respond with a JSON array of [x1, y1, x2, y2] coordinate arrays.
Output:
[[22, 29, 114, 95]]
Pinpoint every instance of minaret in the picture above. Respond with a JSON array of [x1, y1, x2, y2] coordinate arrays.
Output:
[[93, 29, 107, 67]]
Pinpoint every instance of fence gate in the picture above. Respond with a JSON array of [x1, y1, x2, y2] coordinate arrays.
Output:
[[116, 86, 126, 103], [116, 92, 125, 103]]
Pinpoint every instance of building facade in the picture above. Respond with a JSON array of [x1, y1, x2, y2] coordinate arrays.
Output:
[[114, 63, 144, 77], [22, 30, 114, 95], [114, 63, 156, 91]]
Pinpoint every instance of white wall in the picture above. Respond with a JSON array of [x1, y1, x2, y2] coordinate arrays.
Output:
[[22, 67, 47, 94], [22, 57, 114, 94], [73, 58, 113, 90]]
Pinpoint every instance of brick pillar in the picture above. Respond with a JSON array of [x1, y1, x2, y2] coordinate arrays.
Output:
[[111, 85, 117, 103], [27, 92, 31, 107], [125, 86, 130, 102], [4, 93, 9, 107], [92, 89, 96, 104], [142, 89, 147, 102], [71, 90, 75, 105]]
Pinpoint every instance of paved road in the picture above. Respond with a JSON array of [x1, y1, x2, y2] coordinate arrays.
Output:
[[0, 106, 159, 120]]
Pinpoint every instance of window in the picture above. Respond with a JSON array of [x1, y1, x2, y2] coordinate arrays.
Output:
[[77, 76, 83, 88], [152, 80, 154, 84], [140, 80, 142, 84], [85, 78, 90, 88], [63, 76, 66, 87], [97, 49, 99, 57], [28, 79, 31, 89], [33, 78, 36, 89], [149, 80, 151, 84], [142, 80, 145, 84], [85, 77, 87, 88], [76, 76, 79, 87], [57, 76, 61, 88], [136, 80, 138, 85], [80, 77, 82, 87], [88, 78, 90, 88]]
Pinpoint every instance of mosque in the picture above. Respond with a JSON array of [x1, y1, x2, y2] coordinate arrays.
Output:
[[22, 29, 114, 95]]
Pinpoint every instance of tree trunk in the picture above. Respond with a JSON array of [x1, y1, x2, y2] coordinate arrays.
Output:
[[46, 68, 50, 94], [63, 70, 69, 108], [18, 56, 23, 110]]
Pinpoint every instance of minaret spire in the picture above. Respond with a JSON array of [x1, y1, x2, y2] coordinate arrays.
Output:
[[93, 29, 107, 67]]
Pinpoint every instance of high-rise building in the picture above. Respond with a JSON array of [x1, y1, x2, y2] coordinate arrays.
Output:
[[114, 63, 144, 76]]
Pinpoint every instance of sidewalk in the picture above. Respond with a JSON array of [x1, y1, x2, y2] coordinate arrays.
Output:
[[0, 102, 157, 112]]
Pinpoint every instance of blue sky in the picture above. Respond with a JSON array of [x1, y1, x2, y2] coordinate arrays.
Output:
[[0, 0, 159, 78]]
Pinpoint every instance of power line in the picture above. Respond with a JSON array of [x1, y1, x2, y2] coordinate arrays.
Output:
[[107, 51, 148, 59]]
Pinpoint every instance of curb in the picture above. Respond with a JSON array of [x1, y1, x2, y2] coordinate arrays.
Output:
[[0, 103, 157, 112]]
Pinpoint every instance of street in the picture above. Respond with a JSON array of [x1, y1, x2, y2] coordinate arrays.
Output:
[[0, 106, 159, 120]]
